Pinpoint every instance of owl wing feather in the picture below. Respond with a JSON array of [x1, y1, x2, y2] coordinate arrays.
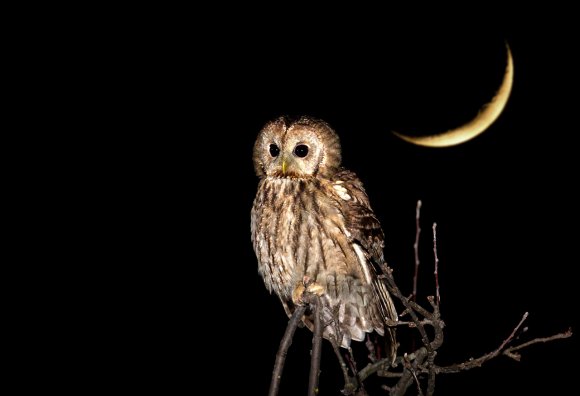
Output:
[[332, 169, 398, 359]]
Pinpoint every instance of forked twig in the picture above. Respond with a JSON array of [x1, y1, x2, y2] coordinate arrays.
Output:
[[267, 201, 572, 395], [330, 335, 357, 395], [268, 305, 307, 396]]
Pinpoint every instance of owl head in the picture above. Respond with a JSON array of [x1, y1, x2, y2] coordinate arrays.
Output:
[[253, 116, 342, 179]]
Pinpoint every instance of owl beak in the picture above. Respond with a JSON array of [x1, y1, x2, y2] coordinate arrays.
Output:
[[281, 154, 293, 176]]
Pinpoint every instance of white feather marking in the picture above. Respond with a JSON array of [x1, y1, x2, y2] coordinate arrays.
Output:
[[333, 184, 351, 200], [342, 227, 352, 239], [353, 243, 373, 285]]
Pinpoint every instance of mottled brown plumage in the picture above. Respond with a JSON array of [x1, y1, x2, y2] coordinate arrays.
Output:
[[251, 116, 397, 357]]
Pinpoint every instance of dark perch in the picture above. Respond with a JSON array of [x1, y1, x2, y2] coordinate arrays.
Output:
[[266, 201, 572, 395], [269, 294, 324, 396], [268, 304, 307, 396], [268, 291, 571, 395], [308, 296, 322, 396]]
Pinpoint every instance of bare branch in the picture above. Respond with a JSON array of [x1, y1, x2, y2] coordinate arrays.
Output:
[[269, 305, 308, 396], [434, 315, 572, 374], [365, 335, 377, 363], [359, 359, 402, 381], [503, 328, 573, 359], [266, 201, 572, 395], [432, 222, 440, 306], [389, 348, 428, 396], [308, 295, 322, 396], [373, 263, 443, 395], [330, 335, 358, 395], [356, 320, 572, 387], [405, 354, 425, 396], [412, 200, 422, 301], [497, 312, 528, 352]]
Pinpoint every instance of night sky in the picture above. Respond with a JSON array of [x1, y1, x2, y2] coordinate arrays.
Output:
[[106, 16, 578, 396]]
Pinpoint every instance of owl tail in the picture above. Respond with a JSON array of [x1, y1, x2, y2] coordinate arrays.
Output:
[[281, 276, 398, 362]]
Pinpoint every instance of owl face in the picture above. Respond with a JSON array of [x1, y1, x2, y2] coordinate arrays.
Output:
[[253, 116, 342, 179]]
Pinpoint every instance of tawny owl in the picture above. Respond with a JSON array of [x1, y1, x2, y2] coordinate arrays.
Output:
[[251, 116, 397, 357]]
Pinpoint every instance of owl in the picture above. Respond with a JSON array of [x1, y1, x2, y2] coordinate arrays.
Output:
[[251, 116, 397, 357]]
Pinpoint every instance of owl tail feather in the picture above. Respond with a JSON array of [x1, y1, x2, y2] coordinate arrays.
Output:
[[281, 293, 397, 363]]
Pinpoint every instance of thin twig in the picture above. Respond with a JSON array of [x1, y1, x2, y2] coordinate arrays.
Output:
[[266, 200, 572, 395], [362, 320, 572, 383], [433, 314, 573, 374], [365, 334, 377, 363], [389, 348, 428, 396], [432, 222, 440, 306], [503, 328, 573, 361], [412, 200, 422, 301], [379, 269, 431, 345], [426, 347, 436, 396], [412, 371, 425, 396], [380, 265, 441, 395], [404, 353, 425, 396], [426, 223, 441, 396], [330, 336, 357, 395], [360, 359, 402, 381], [345, 348, 363, 389], [268, 305, 307, 396], [390, 319, 441, 327], [497, 312, 528, 352], [308, 296, 323, 396]]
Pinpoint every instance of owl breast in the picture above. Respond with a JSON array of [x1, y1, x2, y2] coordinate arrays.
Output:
[[251, 176, 387, 346], [251, 177, 368, 302]]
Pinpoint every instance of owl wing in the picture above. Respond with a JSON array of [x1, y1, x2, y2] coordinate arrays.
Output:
[[332, 169, 384, 261], [332, 169, 398, 358]]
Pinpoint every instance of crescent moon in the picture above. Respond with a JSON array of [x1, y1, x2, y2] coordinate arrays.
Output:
[[393, 44, 514, 147]]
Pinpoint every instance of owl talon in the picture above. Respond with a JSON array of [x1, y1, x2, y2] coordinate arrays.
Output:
[[292, 284, 306, 306], [292, 278, 326, 306], [306, 282, 325, 296]]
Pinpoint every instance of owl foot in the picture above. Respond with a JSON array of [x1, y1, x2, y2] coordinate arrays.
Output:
[[292, 276, 326, 306]]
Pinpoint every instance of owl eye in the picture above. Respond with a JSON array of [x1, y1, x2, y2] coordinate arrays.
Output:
[[269, 144, 280, 157], [294, 144, 309, 158]]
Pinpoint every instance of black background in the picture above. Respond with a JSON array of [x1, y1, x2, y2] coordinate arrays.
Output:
[[96, 11, 578, 396]]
